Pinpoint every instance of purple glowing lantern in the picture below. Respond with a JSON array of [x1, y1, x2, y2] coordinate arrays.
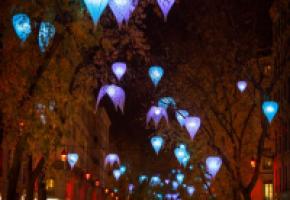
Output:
[[146, 106, 168, 128], [105, 154, 120, 167], [237, 81, 247, 93], [128, 184, 134, 193], [109, 0, 132, 26], [185, 116, 201, 140], [96, 84, 126, 112], [157, 0, 175, 21], [112, 62, 127, 81], [206, 156, 222, 178]]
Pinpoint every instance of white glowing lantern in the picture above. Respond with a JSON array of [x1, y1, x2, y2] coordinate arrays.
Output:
[[237, 81, 247, 92], [206, 156, 222, 178], [185, 116, 201, 140], [67, 153, 79, 169], [112, 62, 127, 80]]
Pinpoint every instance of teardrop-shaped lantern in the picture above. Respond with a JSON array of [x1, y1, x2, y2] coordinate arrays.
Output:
[[206, 156, 222, 178], [187, 186, 195, 197], [158, 97, 176, 109], [67, 153, 79, 169], [172, 181, 179, 190], [128, 184, 134, 193], [174, 145, 187, 165], [139, 175, 148, 183], [104, 154, 121, 167], [112, 62, 127, 81], [84, 0, 110, 25], [164, 179, 170, 184], [12, 13, 32, 42], [185, 116, 201, 140], [119, 165, 127, 174], [146, 106, 168, 128], [38, 22, 56, 53], [150, 176, 161, 186], [109, 0, 132, 26], [113, 169, 121, 180], [96, 84, 126, 112], [262, 101, 279, 123], [150, 136, 164, 155], [176, 173, 184, 185], [157, 0, 175, 21], [175, 110, 189, 127], [148, 66, 164, 87], [237, 81, 247, 93]]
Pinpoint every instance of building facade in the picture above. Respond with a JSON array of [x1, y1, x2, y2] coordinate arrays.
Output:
[[270, 0, 290, 199]]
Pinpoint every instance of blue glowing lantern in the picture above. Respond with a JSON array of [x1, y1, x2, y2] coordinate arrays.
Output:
[[206, 156, 222, 178], [12, 13, 32, 42], [176, 173, 184, 185], [175, 109, 189, 127], [149, 66, 164, 87], [187, 185, 195, 197], [262, 101, 279, 123], [139, 175, 148, 183], [157, 0, 175, 21], [150, 176, 161, 186], [156, 193, 163, 200], [158, 97, 176, 109], [174, 145, 187, 165], [67, 153, 79, 169], [182, 152, 190, 167], [38, 22, 55, 53], [84, 0, 110, 25], [172, 181, 179, 190], [109, 0, 132, 26], [113, 169, 121, 180], [151, 136, 164, 155], [120, 165, 127, 174], [112, 62, 127, 81]]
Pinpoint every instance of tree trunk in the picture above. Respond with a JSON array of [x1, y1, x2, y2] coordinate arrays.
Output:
[[26, 155, 34, 200], [242, 191, 251, 200], [6, 137, 26, 200], [38, 171, 47, 200]]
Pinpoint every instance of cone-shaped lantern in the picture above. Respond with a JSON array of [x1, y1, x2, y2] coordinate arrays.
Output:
[[185, 116, 201, 140], [67, 153, 79, 169], [150, 136, 164, 154], [149, 66, 164, 87], [262, 101, 279, 123], [206, 156, 222, 178], [112, 62, 127, 81], [157, 0, 175, 21], [237, 81, 247, 93], [84, 0, 110, 25]]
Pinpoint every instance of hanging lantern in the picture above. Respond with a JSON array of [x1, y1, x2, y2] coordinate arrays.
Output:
[[105, 188, 110, 194], [237, 81, 247, 93], [60, 149, 67, 162], [164, 179, 170, 184], [172, 181, 179, 190], [185, 116, 201, 140], [176, 173, 184, 185], [119, 165, 127, 174], [174, 145, 187, 165], [112, 62, 127, 81], [158, 97, 176, 109], [84, 0, 110, 25], [105, 154, 120, 167], [96, 84, 126, 112], [146, 106, 168, 128], [175, 110, 189, 127], [95, 180, 101, 187], [150, 136, 164, 155], [113, 169, 121, 180], [38, 22, 56, 53], [126, 0, 139, 23], [150, 176, 161, 186], [262, 101, 279, 123], [187, 185, 195, 197], [139, 175, 148, 183], [182, 152, 190, 167], [206, 156, 222, 178], [12, 13, 32, 42], [85, 172, 91, 180], [67, 153, 79, 169], [148, 66, 164, 87], [109, 0, 132, 26], [250, 157, 256, 168], [157, 0, 175, 21], [128, 184, 134, 193]]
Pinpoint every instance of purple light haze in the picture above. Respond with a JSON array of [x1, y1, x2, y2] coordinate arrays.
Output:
[[104, 154, 120, 167], [165, 179, 170, 184], [112, 62, 127, 80], [96, 84, 125, 112], [157, 0, 175, 21], [146, 106, 168, 128], [185, 116, 201, 140]]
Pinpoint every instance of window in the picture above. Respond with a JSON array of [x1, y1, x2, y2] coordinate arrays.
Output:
[[263, 158, 273, 170], [264, 183, 274, 200]]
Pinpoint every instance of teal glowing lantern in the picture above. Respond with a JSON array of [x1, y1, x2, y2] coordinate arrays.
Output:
[[84, 0, 110, 25], [67, 153, 79, 169], [120, 165, 127, 174], [151, 136, 164, 155], [38, 22, 55, 53], [150, 176, 161, 186], [139, 175, 148, 183], [113, 169, 121, 180], [174, 144, 189, 166], [12, 13, 32, 42], [158, 97, 176, 109], [175, 110, 189, 127], [176, 173, 184, 185], [262, 101, 279, 123], [149, 66, 164, 87]]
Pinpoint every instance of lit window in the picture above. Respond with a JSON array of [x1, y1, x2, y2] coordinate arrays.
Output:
[[264, 183, 273, 200], [46, 178, 55, 190]]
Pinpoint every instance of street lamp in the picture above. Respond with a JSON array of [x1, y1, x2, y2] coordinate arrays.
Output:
[[250, 158, 256, 168]]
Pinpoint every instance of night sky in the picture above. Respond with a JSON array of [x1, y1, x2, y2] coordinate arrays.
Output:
[[105, 0, 273, 177]]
